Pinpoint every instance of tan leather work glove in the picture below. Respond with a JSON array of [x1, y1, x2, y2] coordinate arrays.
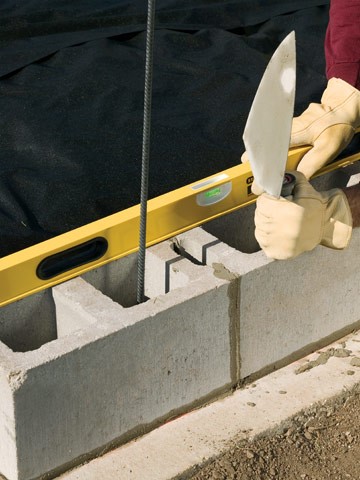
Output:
[[255, 171, 352, 260], [291, 78, 360, 179]]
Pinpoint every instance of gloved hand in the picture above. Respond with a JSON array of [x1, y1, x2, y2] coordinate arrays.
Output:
[[291, 78, 360, 179], [255, 171, 352, 260]]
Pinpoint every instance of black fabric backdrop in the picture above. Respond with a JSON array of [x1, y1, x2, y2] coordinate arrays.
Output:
[[0, 0, 330, 256]]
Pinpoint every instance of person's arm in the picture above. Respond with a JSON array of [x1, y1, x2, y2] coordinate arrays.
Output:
[[325, 0, 360, 89], [290, 0, 360, 180], [326, 0, 360, 230], [343, 182, 360, 227]]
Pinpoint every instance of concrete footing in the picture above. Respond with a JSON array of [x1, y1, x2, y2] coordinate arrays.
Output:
[[0, 168, 359, 480]]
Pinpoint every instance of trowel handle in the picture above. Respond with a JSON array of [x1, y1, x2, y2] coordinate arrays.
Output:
[[281, 172, 296, 197]]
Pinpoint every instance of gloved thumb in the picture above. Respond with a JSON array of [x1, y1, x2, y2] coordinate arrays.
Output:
[[296, 124, 354, 179]]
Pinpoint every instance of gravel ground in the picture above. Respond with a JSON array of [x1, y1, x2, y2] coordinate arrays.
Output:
[[189, 383, 360, 480]]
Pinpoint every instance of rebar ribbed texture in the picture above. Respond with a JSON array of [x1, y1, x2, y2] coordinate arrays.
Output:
[[137, 0, 156, 304]]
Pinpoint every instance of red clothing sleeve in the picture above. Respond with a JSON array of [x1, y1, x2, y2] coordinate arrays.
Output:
[[325, 0, 360, 90]]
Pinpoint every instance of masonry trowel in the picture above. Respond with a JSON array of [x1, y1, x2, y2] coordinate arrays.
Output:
[[243, 31, 296, 198]]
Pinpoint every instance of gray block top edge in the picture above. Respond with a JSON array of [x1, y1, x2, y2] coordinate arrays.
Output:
[[5, 268, 231, 372]]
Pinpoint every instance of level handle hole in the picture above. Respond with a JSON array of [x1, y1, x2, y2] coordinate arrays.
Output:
[[37, 237, 108, 280]]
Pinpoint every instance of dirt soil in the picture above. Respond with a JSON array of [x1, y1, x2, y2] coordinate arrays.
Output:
[[189, 384, 360, 480]]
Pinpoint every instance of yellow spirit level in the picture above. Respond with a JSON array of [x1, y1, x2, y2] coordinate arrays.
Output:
[[1, 142, 360, 307]]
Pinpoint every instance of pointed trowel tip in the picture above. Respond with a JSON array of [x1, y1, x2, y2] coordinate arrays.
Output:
[[283, 30, 296, 48], [280, 31, 296, 94], [278, 31, 296, 57]]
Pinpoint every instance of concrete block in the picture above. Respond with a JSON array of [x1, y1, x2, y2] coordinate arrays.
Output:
[[237, 231, 360, 378], [83, 241, 209, 300], [0, 247, 233, 480], [53, 277, 124, 337], [347, 172, 360, 186], [174, 227, 268, 276], [144, 240, 208, 298], [144, 240, 186, 298], [203, 202, 259, 254], [175, 226, 360, 380], [0, 349, 17, 480], [0, 290, 57, 352], [82, 252, 138, 307]]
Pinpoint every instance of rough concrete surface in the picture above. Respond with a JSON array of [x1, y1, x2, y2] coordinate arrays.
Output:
[[56, 330, 360, 480], [0, 252, 233, 480], [0, 290, 57, 352], [176, 226, 360, 379]]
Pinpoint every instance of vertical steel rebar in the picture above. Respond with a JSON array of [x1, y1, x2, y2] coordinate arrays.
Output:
[[137, 0, 156, 303]]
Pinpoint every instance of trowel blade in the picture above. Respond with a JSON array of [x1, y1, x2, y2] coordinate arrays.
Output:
[[243, 31, 296, 198]]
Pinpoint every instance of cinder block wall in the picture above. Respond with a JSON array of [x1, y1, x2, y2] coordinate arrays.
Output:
[[0, 167, 359, 480]]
